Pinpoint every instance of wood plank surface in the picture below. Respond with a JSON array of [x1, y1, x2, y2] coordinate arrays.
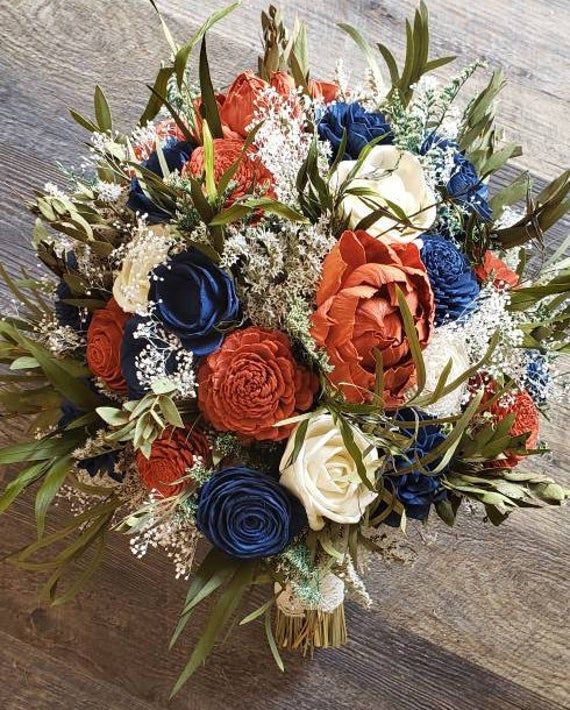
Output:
[[0, 1, 569, 708]]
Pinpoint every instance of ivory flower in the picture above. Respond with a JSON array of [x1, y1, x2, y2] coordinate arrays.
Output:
[[112, 225, 172, 314], [421, 328, 471, 417], [331, 145, 436, 242], [279, 413, 379, 530]]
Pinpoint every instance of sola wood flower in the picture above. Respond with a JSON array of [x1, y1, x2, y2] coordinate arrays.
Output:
[[311, 229, 434, 405], [279, 413, 379, 530], [331, 145, 436, 241], [198, 326, 317, 441]]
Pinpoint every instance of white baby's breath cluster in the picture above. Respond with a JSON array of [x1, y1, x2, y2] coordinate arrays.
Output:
[[38, 316, 86, 355], [221, 216, 335, 339], [128, 492, 201, 580], [95, 180, 123, 203], [130, 317, 197, 399], [250, 87, 329, 205], [112, 221, 174, 315], [451, 284, 527, 384]]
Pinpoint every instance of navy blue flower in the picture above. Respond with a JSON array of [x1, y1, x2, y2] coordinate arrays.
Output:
[[120, 316, 179, 400], [149, 249, 240, 356], [58, 401, 121, 481], [317, 101, 393, 161], [54, 253, 91, 333], [391, 408, 448, 520], [127, 140, 193, 223], [77, 451, 121, 481], [196, 466, 307, 559], [420, 234, 480, 326], [421, 134, 492, 221], [525, 352, 550, 407]]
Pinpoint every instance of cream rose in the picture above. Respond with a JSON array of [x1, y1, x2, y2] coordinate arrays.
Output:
[[279, 413, 379, 530], [420, 328, 471, 417], [112, 224, 172, 314], [331, 145, 436, 242]]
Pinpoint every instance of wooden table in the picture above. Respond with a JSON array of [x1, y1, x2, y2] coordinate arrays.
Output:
[[0, 1, 568, 708]]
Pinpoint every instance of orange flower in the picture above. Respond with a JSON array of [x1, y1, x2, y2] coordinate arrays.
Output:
[[136, 426, 211, 497], [86, 298, 130, 393], [489, 389, 539, 467], [270, 71, 296, 96], [308, 79, 339, 103], [311, 230, 434, 406], [475, 250, 519, 289], [219, 71, 269, 138], [198, 327, 318, 441], [182, 137, 274, 203]]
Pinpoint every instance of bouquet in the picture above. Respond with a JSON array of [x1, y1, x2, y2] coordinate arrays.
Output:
[[1, 1, 568, 695]]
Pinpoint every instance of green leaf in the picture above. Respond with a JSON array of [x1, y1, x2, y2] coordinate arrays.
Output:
[[170, 547, 236, 649], [0, 431, 85, 465], [142, 84, 194, 144], [265, 607, 285, 672], [0, 462, 48, 515], [10, 356, 40, 370], [159, 396, 184, 428], [148, 0, 178, 55], [239, 598, 274, 626], [337, 415, 374, 491], [170, 562, 255, 696], [0, 322, 100, 410], [35, 455, 73, 538], [198, 37, 223, 139], [201, 121, 218, 199], [94, 85, 112, 132], [338, 23, 384, 91], [49, 533, 106, 606], [140, 66, 175, 126], [69, 108, 99, 133], [284, 416, 310, 468], [395, 286, 426, 397], [174, 3, 240, 87]]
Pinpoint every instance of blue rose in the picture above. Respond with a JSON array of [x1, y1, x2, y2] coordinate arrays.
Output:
[[54, 253, 91, 333], [525, 352, 550, 407], [196, 466, 307, 559], [391, 408, 448, 520], [127, 139, 193, 223], [317, 101, 393, 161], [421, 134, 492, 221], [420, 234, 480, 326], [149, 249, 240, 356]]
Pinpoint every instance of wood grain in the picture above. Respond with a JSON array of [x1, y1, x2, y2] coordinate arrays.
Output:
[[0, 0, 569, 708]]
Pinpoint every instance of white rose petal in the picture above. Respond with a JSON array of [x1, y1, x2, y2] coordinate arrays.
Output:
[[421, 328, 472, 417], [279, 413, 379, 531], [113, 224, 172, 314], [331, 145, 436, 243]]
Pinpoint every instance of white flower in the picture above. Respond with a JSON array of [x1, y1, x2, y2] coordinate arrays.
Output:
[[112, 224, 172, 314], [331, 145, 436, 242], [420, 328, 471, 417], [279, 413, 379, 531]]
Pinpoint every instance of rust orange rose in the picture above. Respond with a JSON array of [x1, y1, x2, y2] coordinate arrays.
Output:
[[136, 426, 211, 497], [86, 298, 130, 392], [219, 71, 269, 138], [311, 230, 434, 406], [198, 326, 318, 441], [183, 137, 274, 203], [308, 79, 339, 103], [475, 250, 519, 289], [489, 389, 539, 468]]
